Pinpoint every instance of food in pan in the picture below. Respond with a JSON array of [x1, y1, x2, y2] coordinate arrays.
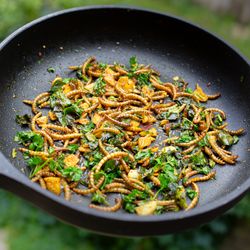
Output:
[[14, 56, 244, 215]]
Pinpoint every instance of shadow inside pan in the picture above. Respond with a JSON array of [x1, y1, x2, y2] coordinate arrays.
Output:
[[0, 7, 249, 212]]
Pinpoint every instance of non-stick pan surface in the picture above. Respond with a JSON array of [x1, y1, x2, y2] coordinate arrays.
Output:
[[0, 6, 249, 236]]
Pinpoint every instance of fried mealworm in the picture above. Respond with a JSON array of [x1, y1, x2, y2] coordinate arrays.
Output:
[[44, 124, 72, 133], [61, 178, 71, 201], [45, 130, 82, 140], [93, 127, 120, 135], [104, 114, 130, 127], [32, 92, 50, 114], [223, 128, 244, 135], [19, 148, 49, 157], [204, 108, 226, 119], [89, 198, 122, 212], [186, 183, 200, 210], [203, 146, 226, 165], [95, 152, 134, 173], [184, 171, 216, 186], [73, 176, 105, 195]]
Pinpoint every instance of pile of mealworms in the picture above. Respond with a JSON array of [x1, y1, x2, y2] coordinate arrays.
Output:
[[15, 56, 244, 215]]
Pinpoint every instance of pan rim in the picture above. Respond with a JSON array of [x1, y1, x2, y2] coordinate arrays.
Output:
[[0, 5, 249, 224]]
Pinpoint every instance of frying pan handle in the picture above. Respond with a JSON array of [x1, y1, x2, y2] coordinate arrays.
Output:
[[0, 151, 50, 199]]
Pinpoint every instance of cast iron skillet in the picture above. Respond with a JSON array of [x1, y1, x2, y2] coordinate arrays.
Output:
[[0, 6, 249, 236]]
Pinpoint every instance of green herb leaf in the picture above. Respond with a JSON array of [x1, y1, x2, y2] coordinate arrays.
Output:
[[61, 167, 83, 182], [214, 114, 223, 126], [191, 151, 207, 167], [185, 87, 193, 94], [129, 56, 138, 71], [175, 186, 187, 209], [12, 148, 17, 158], [186, 187, 197, 200], [93, 77, 106, 96], [14, 131, 44, 151], [47, 67, 55, 73], [81, 122, 95, 133], [91, 191, 108, 205], [67, 144, 79, 153], [49, 80, 65, 94], [218, 132, 234, 146], [15, 114, 31, 126], [99, 63, 107, 70], [176, 131, 194, 143], [135, 149, 153, 161], [27, 156, 43, 169], [137, 73, 150, 86]]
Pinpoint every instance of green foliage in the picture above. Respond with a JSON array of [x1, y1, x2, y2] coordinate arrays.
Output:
[[0, 189, 249, 250], [93, 77, 106, 95], [1, 1, 250, 249], [61, 166, 83, 182]]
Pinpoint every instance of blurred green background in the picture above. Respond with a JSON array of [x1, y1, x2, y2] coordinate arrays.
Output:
[[0, 0, 249, 250]]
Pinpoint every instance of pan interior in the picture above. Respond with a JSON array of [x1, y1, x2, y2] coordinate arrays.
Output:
[[0, 8, 249, 212]]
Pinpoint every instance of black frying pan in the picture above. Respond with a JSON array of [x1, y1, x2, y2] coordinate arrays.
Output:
[[0, 6, 249, 237]]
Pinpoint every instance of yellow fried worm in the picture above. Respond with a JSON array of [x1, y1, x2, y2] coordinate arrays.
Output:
[[83, 103, 99, 113], [185, 170, 199, 179], [120, 159, 130, 173], [94, 152, 135, 173], [19, 148, 49, 157], [150, 80, 172, 96], [186, 183, 200, 211], [207, 93, 221, 100], [65, 90, 87, 98], [203, 146, 226, 165], [151, 102, 176, 110], [123, 93, 148, 106], [89, 198, 122, 212], [176, 133, 206, 147], [23, 99, 33, 105], [149, 175, 161, 186], [45, 130, 82, 140], [114, 65, 128, 75], [115, 113, 141, 122], [104, 188, 131, 195], [117, 109, 152, 117], [98, 139, 109, 156], [32, 92, 50, 114], [182, 145, 196, 155], [193, 108, 203, 124], [32, 171, 55, 182], [61, 178, 71, 201], [98, 97, 141, 107], [44, 124, 72, 133], [39, 178, 47, 189], [31, 112, 42, 131], [88, 67, 102, 77], [82, 56, 95, 75], [208, 136, 237, 164], [121, 173, 145, 191], [104, 114, 130, 127], [223, 128, 244, 136], [73, 176, 105, 195], [204, 108, 226, 119], [162, 82, 177, 99], [93, 127, 120, 135], [104, 182, 127, 190], [152, 94, 168, 101], [175, 92, 200, 102], [36, 131, 54, 147], [184, 171, 216, 186]]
